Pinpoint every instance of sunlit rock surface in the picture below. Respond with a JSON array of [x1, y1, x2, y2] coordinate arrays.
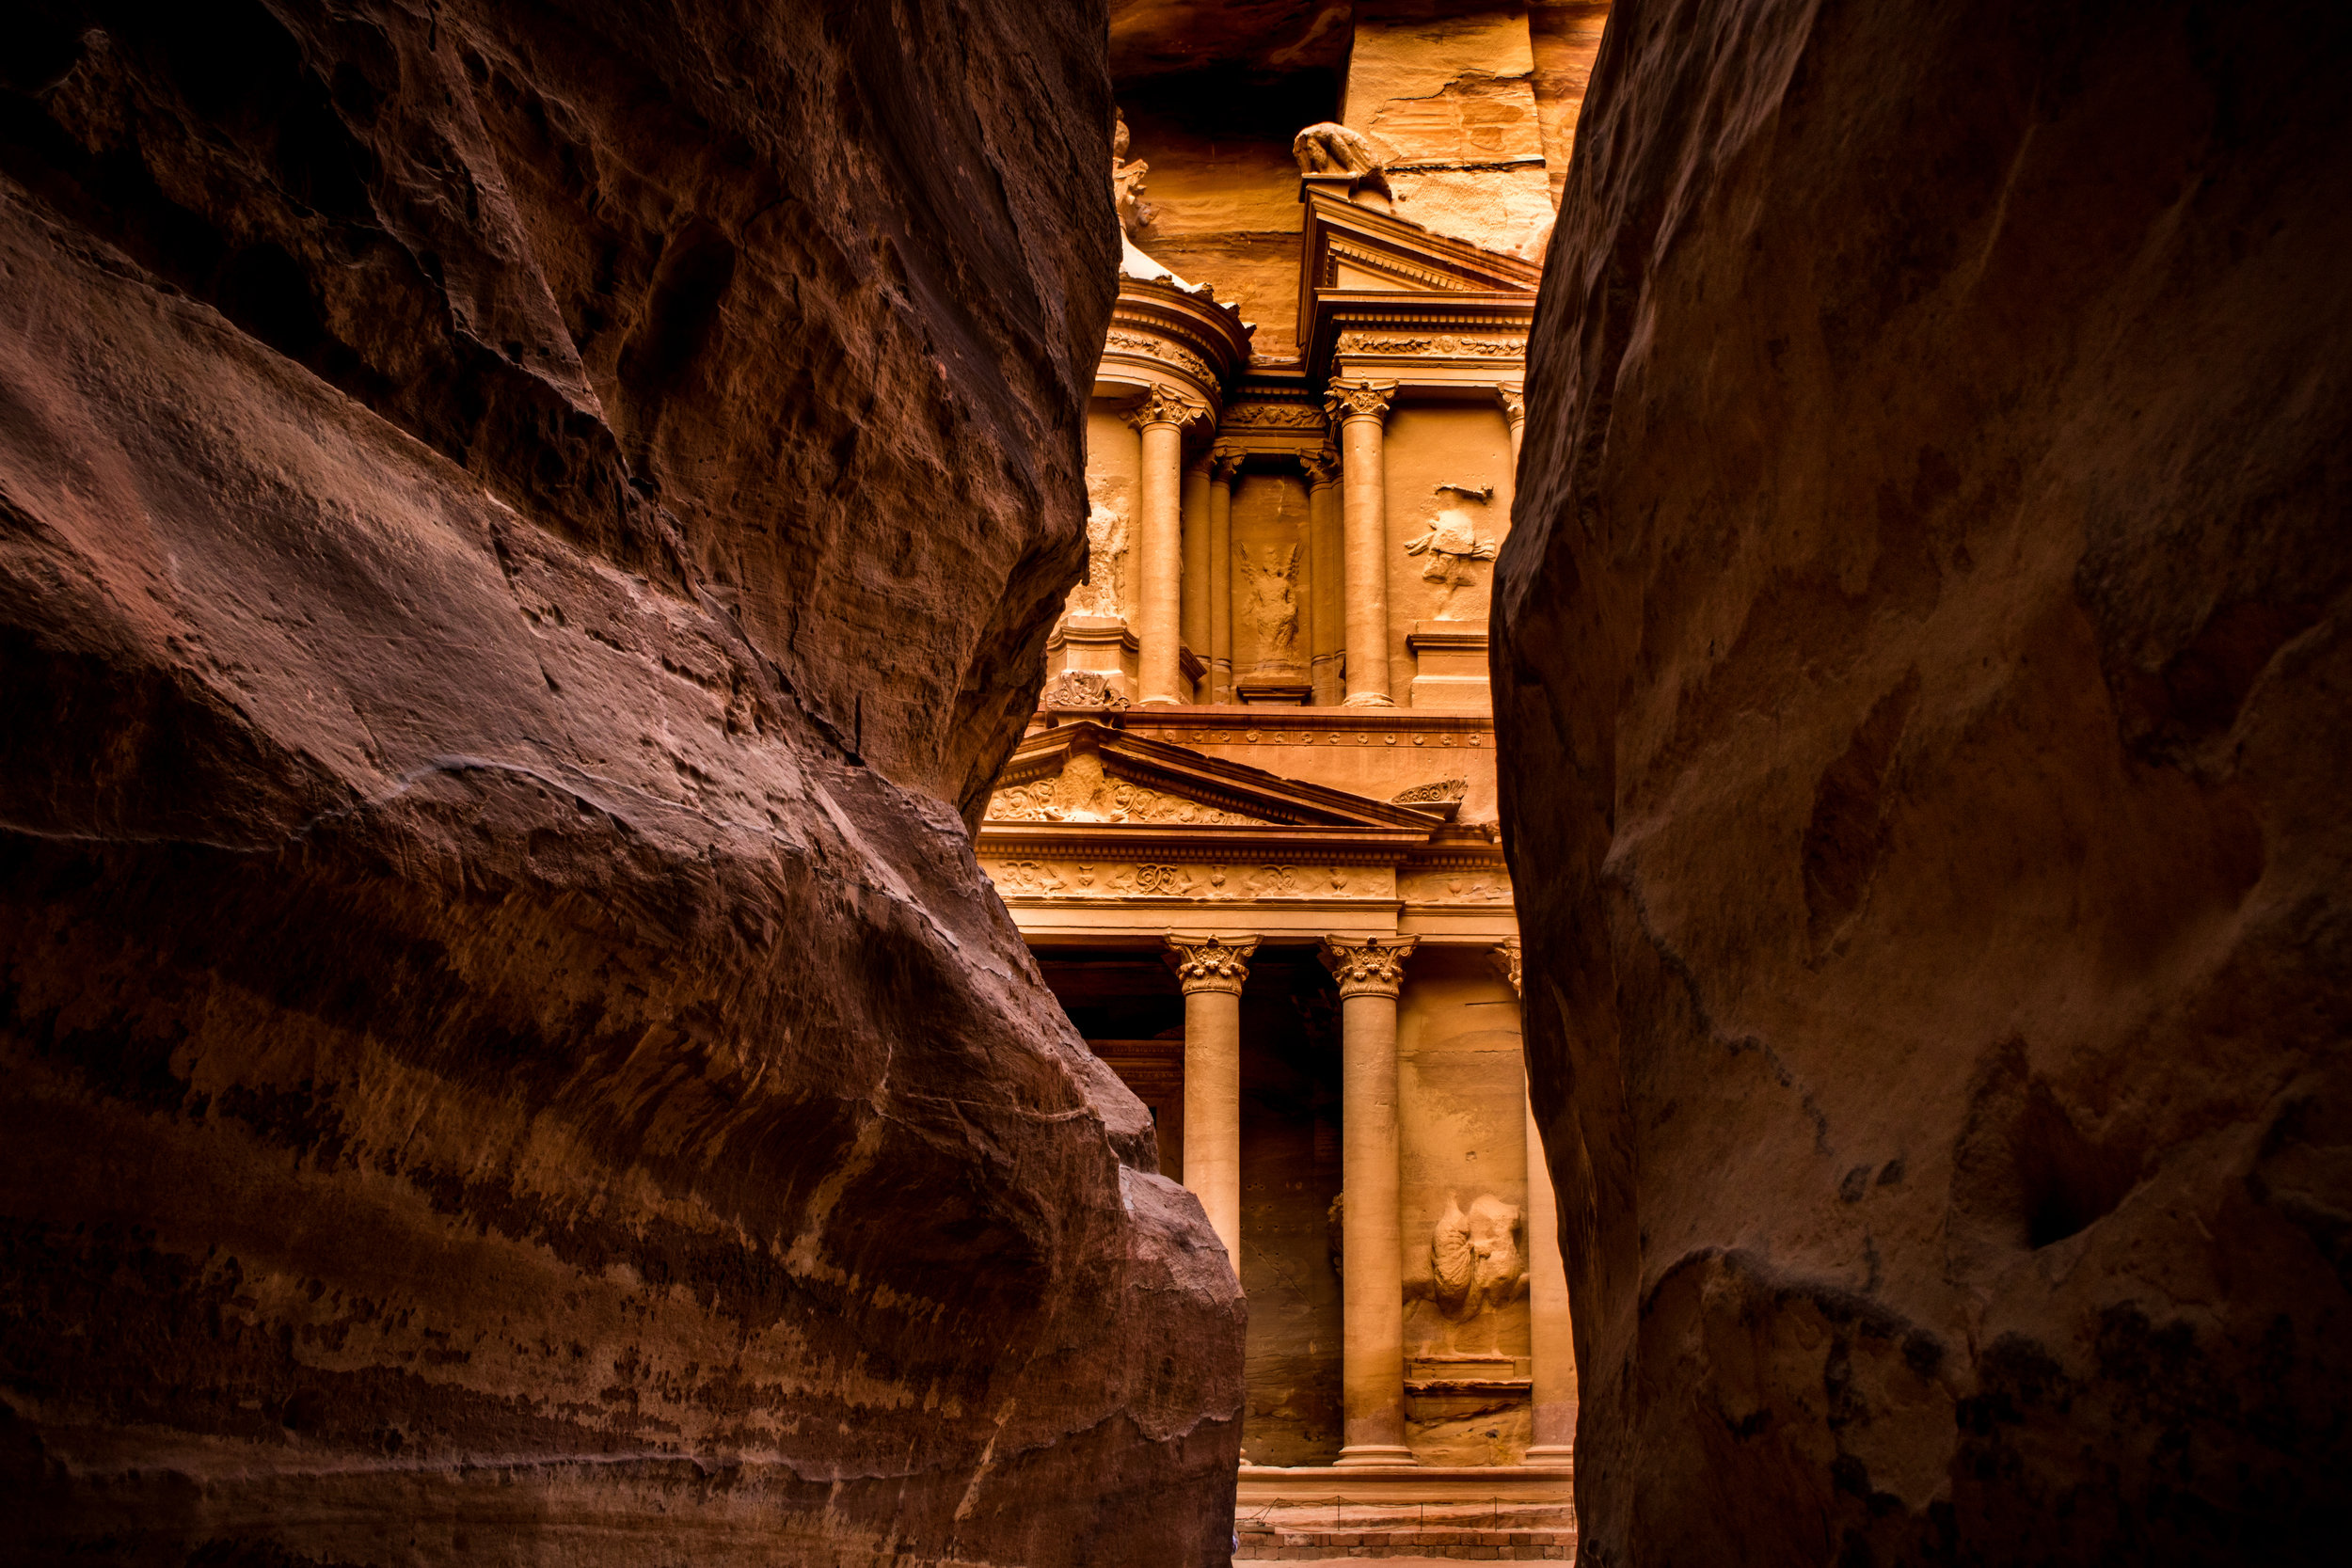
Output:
[[1496, 0, 2351, 1561], [0, 3, 1243, 1563]]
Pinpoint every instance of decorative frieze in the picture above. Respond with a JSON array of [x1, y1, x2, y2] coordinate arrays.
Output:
[[1220, 403, 1330, 432], [1104, 329, 1214, 385], [1337, 331, 1526, 359], [1165, 934, 1260, 995], [981, 859, 1396, 901], [1398, 869, 1512, 905]]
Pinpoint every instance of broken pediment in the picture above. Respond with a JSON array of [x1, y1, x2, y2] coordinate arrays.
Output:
[[1297, 193, 1542, 376]]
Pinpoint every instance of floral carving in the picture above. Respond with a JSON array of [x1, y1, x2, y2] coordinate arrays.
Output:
[[1128, 385, 1209, 432], [1221, 404, 1329, 431], [1298, 448, 1341, 488], [1166, 934, 1259, 994], [1497, 384, 1526, 425], [1320, 934, 1419, 998], [1322, 378, 1397, 424]]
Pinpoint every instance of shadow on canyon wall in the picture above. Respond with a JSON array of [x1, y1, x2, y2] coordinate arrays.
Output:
[[1498, 0, 2352, 1563], [0, 3, 1243, 1564]]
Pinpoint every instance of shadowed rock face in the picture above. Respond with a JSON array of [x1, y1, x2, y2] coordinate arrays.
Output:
[[0, 3, 1244, 1564], [1496, 1, 2351, 1563]]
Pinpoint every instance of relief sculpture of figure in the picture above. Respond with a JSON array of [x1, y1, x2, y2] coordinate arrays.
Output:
[[1238, 542, 1300, 664], [1405, 483, 1499, 618], [1431, 1192, 1526, 1321], [1064, 498, 1129, 620]]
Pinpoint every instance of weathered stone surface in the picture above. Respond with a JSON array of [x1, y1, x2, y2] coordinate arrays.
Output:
[[1497, 1, 2351, 1562], [0, 3, 1243, 1564]]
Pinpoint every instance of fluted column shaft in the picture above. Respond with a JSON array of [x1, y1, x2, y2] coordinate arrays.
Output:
[[1130, 388, 1202, 705], [1326, 381, 1397, 707], [1208, 450, 1239, 704], [1325, 933, 1419, 1465], [1302, 448, 1343, 706], [1168, 935, 1257, 1269]]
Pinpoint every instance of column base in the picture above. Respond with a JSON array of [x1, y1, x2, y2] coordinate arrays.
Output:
[[1522, 1445, 1575, 1467], [1334, 1444, 1418, 1467], [1342, 692, 1397, 708]]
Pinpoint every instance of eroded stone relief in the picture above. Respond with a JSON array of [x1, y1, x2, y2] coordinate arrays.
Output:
[[1431, 1193, 1527, 1321], [1406, 484, 1500, 619], [1065, 490, 1131, 620], [986, 753, 1272, 826], [1239, 542, 1302, 667]]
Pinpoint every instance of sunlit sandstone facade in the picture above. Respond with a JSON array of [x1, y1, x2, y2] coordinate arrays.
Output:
[[979, 12, 1601, 1547]]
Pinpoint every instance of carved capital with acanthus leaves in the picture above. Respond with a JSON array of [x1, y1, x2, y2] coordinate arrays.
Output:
[[1209, 444, 1245, 485], [1497, 384, 1526, 427], [1166, 934, 1259, 995], [1490, 937, 1522, 997], [1128, 385, 1210, 433], [1321, 934, 1419, 999], [1323, 378, 1397, 425], [1298, 448, 1342, 488]]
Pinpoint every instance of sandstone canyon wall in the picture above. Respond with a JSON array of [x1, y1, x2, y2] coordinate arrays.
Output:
[[0, 3, 1244, 1564], [1496, 0, 2351, 1562]]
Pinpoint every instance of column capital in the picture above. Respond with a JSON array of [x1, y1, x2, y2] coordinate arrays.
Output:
[[1490, 937, 1523, 997], [1166, 934, 1259, 994], [1321, 934, 1419, 999], [1323, 378, 1397, 426], [1209, 444, 1245, 484], [1497, 383, 1526, 427], [1298, 447, 1342, 489], [1129, 384, 1210, 433]]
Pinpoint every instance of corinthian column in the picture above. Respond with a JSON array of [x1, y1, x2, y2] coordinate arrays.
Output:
[[1208, 448, 1240, 703], [1324, 380, 1397, 706], [1300, 447, 1343, 705], [1167, 934, 1257, 1268], [1499, 384, 1527, 466], [1323, 932, 1420, 1465], [1494, 938, 1575, 1465], [1130, 387, 1205, 705]]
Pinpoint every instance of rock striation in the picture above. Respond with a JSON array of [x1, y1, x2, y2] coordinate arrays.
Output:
[[1496, 0, 2351, 1562], [0, 3, 1243, 1564]]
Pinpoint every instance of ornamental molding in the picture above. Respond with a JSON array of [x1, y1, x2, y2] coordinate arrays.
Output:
[[1321, 934, 1420, 999], [1166, 934, 1260, 994], [1391, 778, 1469, 806]]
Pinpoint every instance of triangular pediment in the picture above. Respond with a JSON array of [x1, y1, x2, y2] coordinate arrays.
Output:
[[981, 721, 1438, 834], [1301, 193, 1544, 301], [1296, 193, 1541, 374]]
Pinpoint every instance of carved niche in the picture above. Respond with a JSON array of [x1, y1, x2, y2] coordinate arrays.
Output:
[[1237, 542, 1302, 668]]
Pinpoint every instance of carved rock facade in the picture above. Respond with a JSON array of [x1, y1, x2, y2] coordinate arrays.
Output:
[[0, 5, 1243, 1565], [1498, 1, 2352, 1562]]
